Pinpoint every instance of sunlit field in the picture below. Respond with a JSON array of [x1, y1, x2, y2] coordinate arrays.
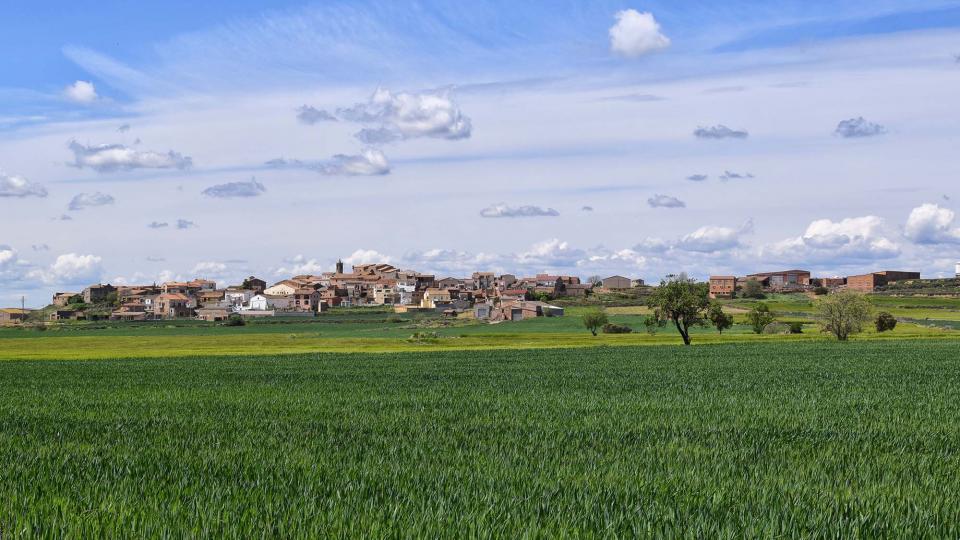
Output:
[[2, 341, 960, 536]]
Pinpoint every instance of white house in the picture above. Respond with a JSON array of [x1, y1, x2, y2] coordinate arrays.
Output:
[[248, 294, 293, 311]]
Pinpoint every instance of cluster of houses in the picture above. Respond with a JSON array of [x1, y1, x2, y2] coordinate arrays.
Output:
[[33, 260, 646, 323], [708, 269, 922, 298]]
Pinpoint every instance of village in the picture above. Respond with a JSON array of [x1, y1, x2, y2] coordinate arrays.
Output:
[[2, 259, 953, 326]]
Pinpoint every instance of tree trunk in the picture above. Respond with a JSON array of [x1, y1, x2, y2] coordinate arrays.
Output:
[[674, 319, 691, 345]]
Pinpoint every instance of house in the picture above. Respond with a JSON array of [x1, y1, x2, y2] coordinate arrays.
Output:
[[196, 306, 231, 321], [50, 309, 83, 321], [0, 308, 30, 325], [499, 288, 528, 302], [497, 301, 564, 321], [264, 280, 299, 296], [472, 272, 495, 290], [197, 290, 225, 306], [846, 271, 921, 292], [474, 304, 493, 320], [600, 276, 632, 291], [154, 293, 193, 318], [561, 283, 592, 297], [52, 292, 80, 307], [223, 288, 255, 307], [242, 276, 267, 294], [818, 277, 846, 289], [82, 284, 117, 303], [436, 277, 465, 290], [709, 276, 737, 299], [292, 288, 321, 312], [421, 288, 453, 308], [744, 270, 811, 290], [248, 294, 294, 311], [110, 310, 147, 321], [631, 278, 646, 287]]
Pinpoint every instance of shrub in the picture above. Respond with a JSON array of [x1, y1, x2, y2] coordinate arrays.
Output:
[[707, 303, 733, 335], [788, 322, 804, 334], [875, 312, 898, 332], [601, 323, 632, 334], [224, 314, 246, 327], [746, 303, 775, 334], [386, 315, 404, 324], [813, 286, 829, 296], [762, 322, 791, 335], [582, 309, 609, 336], [741, 280, 766, 299]]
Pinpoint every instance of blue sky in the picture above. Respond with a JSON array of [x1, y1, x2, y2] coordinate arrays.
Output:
[[2, 0, 960, 306]]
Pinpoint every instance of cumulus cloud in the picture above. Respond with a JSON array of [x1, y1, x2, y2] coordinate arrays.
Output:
[[479, 204, 560, 218], [609, 9, 670, 58], [68, 141, 192, 172], [0, 245, 28, 280], [296, 105, 336, 124], [686, 174, 708, 182], [647, 194, 686, 208], [267, 148, 390, 176], [176, 219, 195, 230], [202, 178, 266, 198], [764, 216, 900, 263], [147, 221, 168, 229], [581, 206, 594, 212], [0, 172, 47, 198], [276, 255, 328, 276], [677, 223, 748, 252], [192, 261, 227, 277], [694, 125, 749, 139], [835, 117, 886, 138], [63, 80, 99, 104], [905, 203, 960, 244], [68, 192, 114, 211], [343, 249, 393, 266], [337, 88, 471, 143], [719, 170, 754, 181], [31, 253, 104, 285], [515, 239, 585, 267]]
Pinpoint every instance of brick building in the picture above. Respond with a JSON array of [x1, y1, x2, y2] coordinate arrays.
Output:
[[709, 276, 737, 299], [846, 271, 921, 292]]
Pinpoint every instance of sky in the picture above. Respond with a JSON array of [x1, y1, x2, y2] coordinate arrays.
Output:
[[2, 0, 960, 307]]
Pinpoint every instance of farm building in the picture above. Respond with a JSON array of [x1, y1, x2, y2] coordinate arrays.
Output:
[[744, 270, 811, 290], [600, 276, 632, 291], [846, 271, 921, 292], [709, 276, 737, 299]]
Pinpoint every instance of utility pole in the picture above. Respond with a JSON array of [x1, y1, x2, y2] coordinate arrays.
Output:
[[20, 295, 25, 325]]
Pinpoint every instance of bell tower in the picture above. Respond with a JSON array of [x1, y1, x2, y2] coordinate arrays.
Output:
[[336, 259, 344, 274]]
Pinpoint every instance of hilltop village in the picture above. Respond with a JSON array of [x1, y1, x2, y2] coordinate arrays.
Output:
[[1, 260, 947, 326]]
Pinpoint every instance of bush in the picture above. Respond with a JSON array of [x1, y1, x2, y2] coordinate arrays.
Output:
[[746, 303, 775, 334], [601, 323, 632, 334], [741, 280, 766, 299], [582, 309, 609, 336], [224, 314, 246, 327], [788, 322, 804, 334], [813, 286, 829, 296], [386, 315, 404, 323], [762, 322, 791, 335], [875, 312, 897, 332]]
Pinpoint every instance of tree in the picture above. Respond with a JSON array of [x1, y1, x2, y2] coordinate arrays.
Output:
[[741, 279, 766, 299], [586, 275, 602, 287], [816, 290, 872, 341], [582, 309, 609, 336], [707, 303, 734, 335], [645, 276, 710, 345], [875, 311, 898, 332], [746, 303, 775, 334]]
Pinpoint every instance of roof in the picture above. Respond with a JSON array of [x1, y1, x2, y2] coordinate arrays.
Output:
[[746, 270, 810, 277], [0, 308, 30, 314], [710, 275, 737, 280], [157, 293, 191, 301], [602, 275, 630, 280]]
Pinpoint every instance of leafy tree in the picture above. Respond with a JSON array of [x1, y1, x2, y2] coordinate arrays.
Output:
[[582, 309, 609, 336], [816, 291, 872, 341], [645, 276, 710, 345], [875, 311, 898, 332], [224, 314, 246, 327], [707, 303, 734, 335], [788, 322, 804, 334], [746, 303, 775, 334], [104, 291, 120, 307], [741, 279, 766, 299], [535, 292, 552, 303]]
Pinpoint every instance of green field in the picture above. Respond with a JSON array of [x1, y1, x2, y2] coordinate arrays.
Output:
[[2, 341, 960, 536]]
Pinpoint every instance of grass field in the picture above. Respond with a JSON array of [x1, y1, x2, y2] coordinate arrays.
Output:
[[2, 341, 960, 536]]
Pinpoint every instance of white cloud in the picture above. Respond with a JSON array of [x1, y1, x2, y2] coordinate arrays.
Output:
[[192, 261, 227, 277], [609, 10, 670, 58], [678, 221, 751, 252], [343, 249, 392, 266], [31, 253, 104, 285], [764, 215, 900, 263], [338, 88, 471, 143], [276, 255, 328, 276], [693, 125, 749, 139], [647, 194, 685, 208], [296, 105, 336, 124], [68, 192, 114, 211], [835, 117, 886, 138], [686, 174, 708, 182], [63, 80, 99, 104], [0, 172, 47, 198], [68, 141, 192, 172], [479, 203, 560, 218], [515, 239, 585, 267], [202, 178, 266, 198], [267, 148, 390, 176], [905, 203, 960, 244], [719, 170, 754, 181]]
